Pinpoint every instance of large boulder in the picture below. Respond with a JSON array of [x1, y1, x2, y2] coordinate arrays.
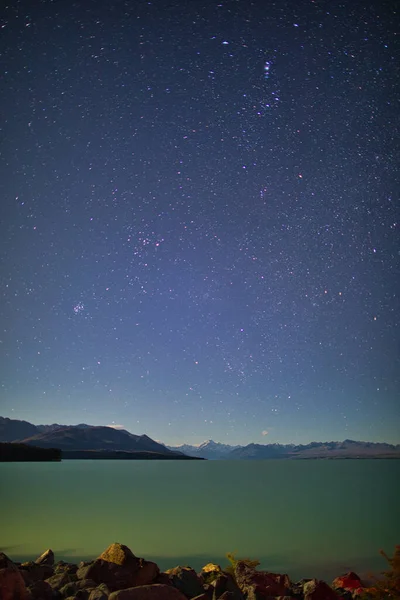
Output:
[[154, 574, 173, 586], [77, 545, 159, 591], [165, 567, 205, 599], [98, 546, 136, 567], [34, 550, 54, 567], [303, 579, 339, 600], [108, 584, 188, 600], [234, 562, 291, 598], [0, 553, 29, 600]]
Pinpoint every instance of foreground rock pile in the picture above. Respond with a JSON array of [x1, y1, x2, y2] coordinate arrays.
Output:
[[0, 543, 368, 600]]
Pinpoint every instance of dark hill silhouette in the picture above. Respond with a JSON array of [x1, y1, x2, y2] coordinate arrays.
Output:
[[0, 417, 38, 442], [17, 426, 177, 453]]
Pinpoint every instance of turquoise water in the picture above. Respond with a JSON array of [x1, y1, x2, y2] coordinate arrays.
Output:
[[1, 459, 399, 582]]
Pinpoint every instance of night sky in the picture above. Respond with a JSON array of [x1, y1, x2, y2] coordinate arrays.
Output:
[[1, 0, 399, 446]]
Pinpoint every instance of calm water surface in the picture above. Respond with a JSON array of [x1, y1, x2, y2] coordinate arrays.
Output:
[[1, 459, 399, 581]]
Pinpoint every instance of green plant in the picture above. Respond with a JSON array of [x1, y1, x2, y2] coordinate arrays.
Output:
[[362, 545, 400, 599], [224, 552, 260, 579]]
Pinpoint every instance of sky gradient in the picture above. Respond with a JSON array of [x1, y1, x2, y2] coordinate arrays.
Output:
[[1, 0, 399, 445]]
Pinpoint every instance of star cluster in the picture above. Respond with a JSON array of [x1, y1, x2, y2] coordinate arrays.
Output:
[[1, 0, 399, 445]]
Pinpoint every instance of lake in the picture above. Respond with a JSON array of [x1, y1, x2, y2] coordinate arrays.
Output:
[[1, 459, 399, 582]]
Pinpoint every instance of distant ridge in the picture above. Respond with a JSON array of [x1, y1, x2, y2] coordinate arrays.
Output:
[[1, 418, 399, 459], [0, 418, 182, 456], [165, 438, 400, 459]]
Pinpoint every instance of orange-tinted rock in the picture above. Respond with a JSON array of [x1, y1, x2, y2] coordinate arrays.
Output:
[[98, 545, 138, 568], [332, 572, 362, 591]]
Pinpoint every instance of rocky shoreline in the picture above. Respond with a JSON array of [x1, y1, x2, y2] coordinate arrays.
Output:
[[0, 542, 382, 600]]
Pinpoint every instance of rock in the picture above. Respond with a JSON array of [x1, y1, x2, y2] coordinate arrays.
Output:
[[212, 574, 229, 600], [290, 579, 312, 597], [200, 565, 222, 586], [59, 579, 98, 598], [351, 589, 365, 598], [76, 544, 159, 591], [0, 555, 29, 600], [234, 562, 291, 598], [129, 563, 159, 588], [154, 574, 173, 586], [332, 572, 362, 591], [210, 574, 243, 600], [108, 584, 188, 600], [98, 546, 137, 567], [0, 554, 16, 570], [88, 584, 111, 600], [34, 551, 55, 567], [45, 572, 77, 590], [77, 560, 158, 592], [76, 561, 119, 590], [19, 562, 54, 583], [27, 580, 53, 600], [71, 591, 94, 600], [303, 579, 339, 600], [54, 563, 79, 576], [165, 566, 205, 599]]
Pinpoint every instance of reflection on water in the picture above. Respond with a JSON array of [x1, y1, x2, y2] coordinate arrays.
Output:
[[1, 459, 398, 581]]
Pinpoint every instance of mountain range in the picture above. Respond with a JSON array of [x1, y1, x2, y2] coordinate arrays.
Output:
[[1, 417, 399, 459], [0, 417, 189, 458], [166, 439, 400, 459]]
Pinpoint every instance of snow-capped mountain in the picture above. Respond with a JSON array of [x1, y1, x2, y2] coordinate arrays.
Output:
[[166, 439, 242, 459]]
